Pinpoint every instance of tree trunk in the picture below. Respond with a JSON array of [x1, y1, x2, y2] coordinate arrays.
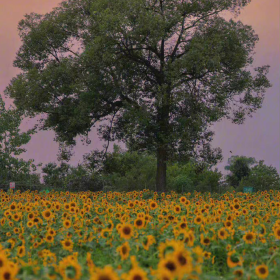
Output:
[[156, 146, 167, 192]]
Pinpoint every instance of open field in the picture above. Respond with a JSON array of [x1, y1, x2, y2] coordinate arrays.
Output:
[[0, 189, 280, 280]]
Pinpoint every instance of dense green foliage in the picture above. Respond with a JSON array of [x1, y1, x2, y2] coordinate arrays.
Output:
[[81, 144, 223, 193], [41, 162, 103, 192]]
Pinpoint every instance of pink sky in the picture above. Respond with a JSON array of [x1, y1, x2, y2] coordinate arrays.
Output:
[[0, 0, 279, 174]]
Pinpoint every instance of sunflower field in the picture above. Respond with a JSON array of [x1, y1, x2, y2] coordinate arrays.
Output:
[[0, 189, 280, 280]]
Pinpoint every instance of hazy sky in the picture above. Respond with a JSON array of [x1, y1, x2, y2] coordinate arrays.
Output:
[[0, 0, 279, 174]]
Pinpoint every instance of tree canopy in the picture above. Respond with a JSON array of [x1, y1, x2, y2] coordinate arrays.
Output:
[[5, 0, 271, 191]]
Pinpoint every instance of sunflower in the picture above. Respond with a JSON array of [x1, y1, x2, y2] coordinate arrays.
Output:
[[117, 242, 130, 260], [259, 224, 266, 236], [224, 220, 233, 228], [63, 220, 72, 229], [13, 227, 20, 234], [59, 257, 82, 280], [192, 246, 204, 264], [203, 251, 211, 259], [255, 265, 269, 279], [194, 215, 203, 225], [107, 220, 114, 231], [200, 234, 211, 246], [64, 203, 70, 210], [155, 270, 173, 280], [48, 228, 57, 236], [0, 252, 8, 268], [227, 250, 243, 268], [101, 229, 111, 239], [253, 217, 259, 225], [17, 245, 26, 257], [243, 231, 256, 244], [174, 205, 181, 214], [183, 231, 195, 247], [128, 201, 135, 208], [173, 248, 193, 274], [233, 203, 240, 210], [27, 221, 34, 228], [61, 239, 74, 252], [9, 204, 16, 211], [134, 218, 145, 229], [119, 224, 134, 240], [214, 216, 221, 223], [45, 234, 54, 244], [179, 222, 188, 230], [42, 210, 52, 220], [158, 240, 181, 259], [126, 266, 148, 280], [70, 201, 77, 208], [0, 262, 19, 280], [142, 235, 156, 250], [158, 255, 178, 277], [12, 214, 20, 222], [180, 196, 187, 204], [150, 201, 158, 210], [233, 269, 244, 278], [90, 266, 119, 280], [273, 226, 280, 240], [218, 228, 228, 240]]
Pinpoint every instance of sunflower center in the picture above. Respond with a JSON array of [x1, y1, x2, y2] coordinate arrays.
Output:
[[122, 246, 128, 254], [204, 238, 210, 244], [133, 274, 142, 280], [3, 272, 11, 280], [246, 234, 253, 240], [259, 267, 267, 274], [123, 227, 131, 235], [178, 255, 187, 265], [165, 261, 176, 271], [234, 270, 243, 276], [180, 223, 186, 229], [98, 276, 111, 280]]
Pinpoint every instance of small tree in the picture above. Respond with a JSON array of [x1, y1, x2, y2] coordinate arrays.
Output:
[[0, 96, 37, 185], [239, 161, 280, 191], [225, 155, 256, 187], [83, 144, 157, 191], [41, 162, 70, 190]]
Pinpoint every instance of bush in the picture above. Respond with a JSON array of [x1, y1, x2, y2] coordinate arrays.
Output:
[[170, 175, 194, 193], [238, 161, 280, 192]]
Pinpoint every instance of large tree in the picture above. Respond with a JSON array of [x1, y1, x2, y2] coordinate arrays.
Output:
[[5, 0, 271, 191]]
